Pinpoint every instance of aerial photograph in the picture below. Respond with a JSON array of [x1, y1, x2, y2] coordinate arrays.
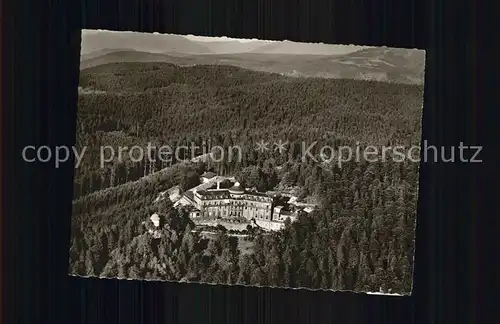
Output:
[[69, 29, 425, 295]]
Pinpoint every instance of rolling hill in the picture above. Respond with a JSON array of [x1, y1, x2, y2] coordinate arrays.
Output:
[[199, 40, 271, 54], [80, 30, 425, 84], [81, 30, 214, 55], [82, 30, 365, 55], [76, 61, 424, 174], [248, 40, 368, 55], [80, 47, 425, 85]]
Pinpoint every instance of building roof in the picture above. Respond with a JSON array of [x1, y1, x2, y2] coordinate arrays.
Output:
[[197, 189, 231, 199], [250, 191, 271, 198], [194, 183, 274, 201], [167, 185, 180, 194], [150, 213, 160, 227], [184, 190, 195, 201], [228, 182, 245, 194], [201, 171, 217, 179]]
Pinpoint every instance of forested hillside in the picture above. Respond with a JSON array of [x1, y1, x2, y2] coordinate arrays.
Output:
[[71, 62, 422, 294], [75, 62, 423, 198], [71, 157, 418, 293]]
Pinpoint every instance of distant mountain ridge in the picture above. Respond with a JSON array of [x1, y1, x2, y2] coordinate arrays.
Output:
[[81, 30, 367, 55], [81, 31, 214, 55], [80, 30, 425, 84], [80, 48, 425, 85], [248, 40, 367, 55]]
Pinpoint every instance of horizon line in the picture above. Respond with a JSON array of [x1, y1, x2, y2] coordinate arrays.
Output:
[[81, 29, 375, 49]]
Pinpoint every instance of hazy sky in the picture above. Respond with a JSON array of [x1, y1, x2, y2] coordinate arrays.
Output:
[[83, 29, 274, 43], [83, 29, 366, 46], [183, 34, 274, 43], [81, 29, 371, 55]]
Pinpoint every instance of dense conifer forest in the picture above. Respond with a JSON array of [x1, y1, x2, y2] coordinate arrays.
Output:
[[70, 62, 423, 294]]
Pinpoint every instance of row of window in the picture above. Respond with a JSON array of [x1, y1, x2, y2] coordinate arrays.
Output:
[[200, 195, 272, 203], [204, 208, 272, 220], [200, 201, 271, 208]]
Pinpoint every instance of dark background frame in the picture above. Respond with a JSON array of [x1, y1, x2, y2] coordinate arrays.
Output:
[[3, 0, 483, 323]]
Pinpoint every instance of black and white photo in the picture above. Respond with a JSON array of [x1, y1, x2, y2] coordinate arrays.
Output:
[[69, 29, 425, 295]]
